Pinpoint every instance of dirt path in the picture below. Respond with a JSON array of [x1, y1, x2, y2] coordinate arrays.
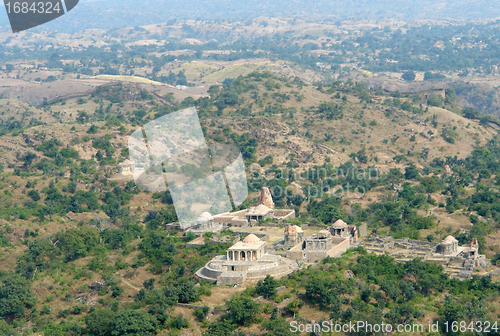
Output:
[[120, 277, 141, 292]]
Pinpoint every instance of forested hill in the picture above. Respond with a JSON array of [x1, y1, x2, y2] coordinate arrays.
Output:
[[1, 0, 500, 32]]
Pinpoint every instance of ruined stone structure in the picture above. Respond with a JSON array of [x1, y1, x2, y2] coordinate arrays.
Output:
[[457, 238, 489, 278], [187, 212, 223, 235], [442, 165, 453, 178], [436, 235, 458, 255], [117, 159, 133, 176], [166, 187, 294, 232], [286, 229, 351, 262], [305, 230, 335, 250], [332, 219, 349, 238], [361, 235, 491, 279], [419, 88, 446, 104], [284, 225, 304, 248], [283, 219, 367, 262], [246, 204, 274, 222], [195, 234, 298, 285], [257, 187, 275, 209], [197, 212, 215, 229], [356, 222, 368, 239]]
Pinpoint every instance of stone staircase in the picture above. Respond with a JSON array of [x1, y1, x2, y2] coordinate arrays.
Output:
[[457, 260, 475, 279]]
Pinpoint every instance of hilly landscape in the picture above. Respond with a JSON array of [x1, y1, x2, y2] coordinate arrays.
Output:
[[0, 17, 500, 336]]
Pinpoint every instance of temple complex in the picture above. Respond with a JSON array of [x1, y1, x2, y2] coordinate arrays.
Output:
[[166, 187, 295, 233], [195, 234, 298, 285], [286, 228, 351, 262], [361, 235, 491, 279], [284, 220, 367, 262], [193, 185, 493, 284]]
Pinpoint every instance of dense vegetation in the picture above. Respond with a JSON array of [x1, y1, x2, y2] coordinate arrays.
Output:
[[0, 62, 499, 335]]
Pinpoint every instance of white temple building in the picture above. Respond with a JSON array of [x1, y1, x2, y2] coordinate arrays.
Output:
[[196, 234, 297, 285]]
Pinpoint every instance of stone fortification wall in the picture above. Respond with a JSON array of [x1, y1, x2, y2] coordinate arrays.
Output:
[[286, 243, 305, 260], [231, 219, 249, 227], [305, 251, 328, 262], [327, 238, 350, 258], [357, 223, 368, 237], [217, 272, 246, 286], [274, 209, 296, 220]]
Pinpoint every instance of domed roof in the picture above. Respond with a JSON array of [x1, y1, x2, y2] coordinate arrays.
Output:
[[254, 204, 270, 215], [318, 229, 331, 237], [443, 235, 458, 244], [332, 219, 347, 228], [197, 212, 213, 221], [285, 224, 303, 234], [242, 234, 261, 244]]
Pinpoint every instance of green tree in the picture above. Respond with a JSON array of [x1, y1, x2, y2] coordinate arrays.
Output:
[[203, 319, 236, 336], [0, 273, 36, 320], [85, 308, 115, 336], [57, 227, 99, 261], [427, 94, 443, 107], [176, 280, 199, 303], [261, 310, 295, 336], [194, 305, 210, 322], [16, 238, 60, 278], [286, 299, 303, 316], [27, 190, 40, 202], [402, 71, 416, 81], [255, 275, 278, 298], [462, 107, 479, 119], [22, 152, 37, 168], [87, 125, 99, 134], [404, 163, 419, 180], [143, 278, 155, 290], [491, 252, 500, 265], [226, 296, 261, 327], [0, 318, 18, 336], [110, 309, 157, 336], [185, 231, 196, 242]]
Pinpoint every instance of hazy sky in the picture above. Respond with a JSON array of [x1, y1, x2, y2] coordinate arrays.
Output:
[[1, 0, 499, 33]]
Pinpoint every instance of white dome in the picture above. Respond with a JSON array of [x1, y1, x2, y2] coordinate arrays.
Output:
[[443, 235, 457, 244], [254, 204, 269, 215], [197, 212, 213, 222], [242, 234, 261, 244], [332, 219, 347, 228], [317, 230, 332, 238], [285, 225, 303, 234]]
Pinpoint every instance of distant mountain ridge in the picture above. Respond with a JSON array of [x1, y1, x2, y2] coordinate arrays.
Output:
[[0, 0, 499, 33]]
